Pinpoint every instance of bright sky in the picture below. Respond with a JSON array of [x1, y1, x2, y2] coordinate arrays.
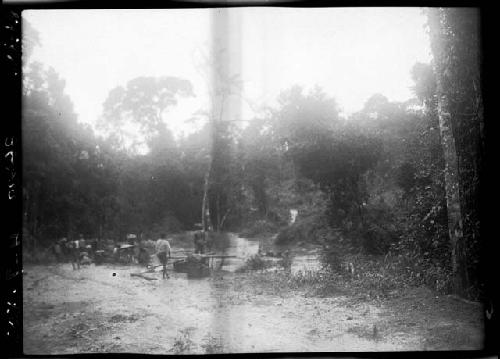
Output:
[[23, 7, 432, 138]]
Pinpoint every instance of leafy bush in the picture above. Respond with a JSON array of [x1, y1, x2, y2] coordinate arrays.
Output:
[[319, 229, 354, 272], [360, 225, 398, 255], [278, 250, 293, 272], [287, 269, 328, 287], [275, 216, 328, 245], [202, 334, 224, 354], [151, 213, 183, 238], [23, 246, 57, 264], [320, 243, 345, 273], [239, 219, 278, 238], [237, 254, 273, 272], [322, 251, 454, 297], [275, 225, 301, 244], [170, 328, 195, 354], [206, 231, 231, 252]]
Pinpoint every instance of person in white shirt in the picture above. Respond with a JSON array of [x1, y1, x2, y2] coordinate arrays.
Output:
[[155, 234, 171, 279]]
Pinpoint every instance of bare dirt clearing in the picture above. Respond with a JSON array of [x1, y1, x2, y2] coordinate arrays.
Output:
[[23, 263, 484, 354]]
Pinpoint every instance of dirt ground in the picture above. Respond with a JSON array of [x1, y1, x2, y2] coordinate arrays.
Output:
[[23, 262, 484, 354]]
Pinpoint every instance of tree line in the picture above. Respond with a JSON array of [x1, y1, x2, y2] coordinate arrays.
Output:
[[22, 8, 485, 299]]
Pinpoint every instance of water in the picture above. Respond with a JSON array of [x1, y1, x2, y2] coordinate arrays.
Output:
[[163, 233, 321, 274], [289, 254, 322, 274], [210, 233, 321, 274], [213, 234, 260, 272]]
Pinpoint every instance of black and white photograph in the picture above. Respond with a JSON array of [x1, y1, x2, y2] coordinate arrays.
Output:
[[12, 6, 490, 354]]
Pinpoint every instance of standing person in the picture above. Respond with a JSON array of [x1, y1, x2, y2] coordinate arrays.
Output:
[[194, 231, 205, 254], [78, 234, 86, 252], [53, 240, 63, 263], [60, 238, 69, 262], [68, 236, 81, 270], [155, 234, 171, 279]]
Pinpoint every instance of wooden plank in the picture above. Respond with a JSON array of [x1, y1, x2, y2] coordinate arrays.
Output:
[[181, 254, 238, 259], [130, 273, 158, 281]]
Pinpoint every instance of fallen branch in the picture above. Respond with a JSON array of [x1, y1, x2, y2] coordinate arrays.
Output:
[[32, 275, 50, 287], [446, 294, 482, 306], [130, 273, 158, 281]]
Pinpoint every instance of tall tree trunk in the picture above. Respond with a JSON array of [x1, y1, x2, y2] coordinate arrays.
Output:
[[428, 8, 468, 296], [435, 78, 466, 295]]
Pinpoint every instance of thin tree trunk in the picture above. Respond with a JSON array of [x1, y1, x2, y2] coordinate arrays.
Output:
[[436, 84, 465, 295], [220, 208, 231, 230], [216, 193, 221, 232], [201, 170, 210, 238]]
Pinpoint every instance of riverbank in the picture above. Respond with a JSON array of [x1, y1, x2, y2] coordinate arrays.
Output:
[[23, 263, 484, 354]]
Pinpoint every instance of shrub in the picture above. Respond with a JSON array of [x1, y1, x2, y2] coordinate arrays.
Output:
[[239, 219, 278, 238], [237, 254, 273, 272], [319, 250, 455, 297], [361, 225, 397, 255], [275, 215, 329, 245], [319, 230, 354, 273], [206, 231, 231, 252], [278, 250, 293, 272], [23, 246, 57, 264], [151, 213, 183, 238], [202, 334, 224, 354], [275, 225, 301, 244], [359, 201, 401, 255], [170, 328, 195, 354], [320, 244, 344, 273]]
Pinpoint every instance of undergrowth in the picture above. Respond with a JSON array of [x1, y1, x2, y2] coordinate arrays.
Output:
[[239, 219, 279, 239], [237, 252, 454, 300]]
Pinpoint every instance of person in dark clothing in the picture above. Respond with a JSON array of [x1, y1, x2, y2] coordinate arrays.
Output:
[[194, 231, 205, 254], [138, 246, 150, 266], [53, 241, 63, 263]]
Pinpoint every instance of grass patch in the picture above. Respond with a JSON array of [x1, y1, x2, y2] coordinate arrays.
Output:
[[235, 254, 274, 272], [231, 268, 345, 298], [346, 324, 380, 341], [201, 333, 225, 354], [170, 328, 196, 354], [422, 323, 483, 350]]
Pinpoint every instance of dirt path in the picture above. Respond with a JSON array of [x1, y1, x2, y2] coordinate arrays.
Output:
[[23, 263, 484, 354]]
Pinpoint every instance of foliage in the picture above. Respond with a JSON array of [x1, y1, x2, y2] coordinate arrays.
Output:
[[201, 334, 224, 354], [99, 76, 194, 152], [278, 250, 293, 272], [236, 254, 273, 272], [22, 16, 483, 298], [426, 8, 483, 298], [170, 328, 195, 354], [239, 219, 279, 239]]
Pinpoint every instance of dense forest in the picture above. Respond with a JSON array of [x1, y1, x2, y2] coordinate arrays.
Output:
[[22, 8, 485, 300]]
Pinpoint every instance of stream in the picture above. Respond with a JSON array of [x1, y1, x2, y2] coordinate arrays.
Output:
[[189, 233, 322, 274]]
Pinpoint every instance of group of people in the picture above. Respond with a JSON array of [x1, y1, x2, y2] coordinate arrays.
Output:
[[52, 234, 93, 270], [50, 231, 206, 279]]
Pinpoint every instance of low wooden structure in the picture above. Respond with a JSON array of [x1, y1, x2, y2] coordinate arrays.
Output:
[[172, 254, 237, 278]]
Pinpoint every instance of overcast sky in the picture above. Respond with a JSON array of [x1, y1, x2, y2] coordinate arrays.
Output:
[[23, 8, 432, 138]]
